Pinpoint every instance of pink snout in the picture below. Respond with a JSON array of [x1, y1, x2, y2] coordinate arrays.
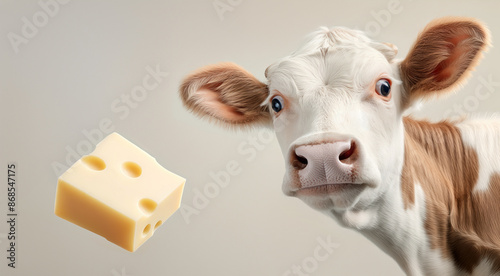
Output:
[[291, 140, 358, 188]]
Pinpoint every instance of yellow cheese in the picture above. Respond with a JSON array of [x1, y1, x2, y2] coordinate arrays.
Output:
[[54, 132, 185, 252]]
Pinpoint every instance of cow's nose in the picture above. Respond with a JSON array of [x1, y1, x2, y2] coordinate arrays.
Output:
[[292, 140, 357, 169], [291, 140, 358, 186]]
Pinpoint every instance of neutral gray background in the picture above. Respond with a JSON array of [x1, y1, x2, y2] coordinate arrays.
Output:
[[1, 1, 499, 275]]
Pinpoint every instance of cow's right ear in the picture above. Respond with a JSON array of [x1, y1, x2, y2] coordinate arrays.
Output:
[[400, 17, 490, 108], [179, 62, 271, 128]]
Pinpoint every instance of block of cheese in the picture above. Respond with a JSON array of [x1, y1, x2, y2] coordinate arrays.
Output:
[[54, 132, 185, 252]]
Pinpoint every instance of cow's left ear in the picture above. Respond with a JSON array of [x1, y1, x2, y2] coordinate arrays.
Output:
[[400, 17, 490, 107], [180, 62, 271, 128]]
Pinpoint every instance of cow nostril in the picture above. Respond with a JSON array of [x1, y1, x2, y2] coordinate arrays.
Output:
[[292, 152, 308, 170], [339, 141, 357, 163], [297, 155, 308, 165]]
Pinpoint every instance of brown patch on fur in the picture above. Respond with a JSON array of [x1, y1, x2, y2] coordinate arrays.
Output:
[[179, 62, 271, 127], [401, 117, 500, 273], [400, 17, 490, 108], [449, 173, 500, 273]]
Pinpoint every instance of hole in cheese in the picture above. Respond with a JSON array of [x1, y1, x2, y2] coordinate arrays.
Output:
[[122, 162, 142, 178], [154, 220, 162, 230], [139, 198, 157, 215], [81, 156, 106, 171], [143, 224, 151, 236]]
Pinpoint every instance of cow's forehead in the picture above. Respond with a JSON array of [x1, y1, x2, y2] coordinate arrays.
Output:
[[266, 27, 395, 98], [268, 46, 393, 98]]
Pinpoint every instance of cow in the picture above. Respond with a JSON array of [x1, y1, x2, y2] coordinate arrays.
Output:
[[178, 17, 498, 275]]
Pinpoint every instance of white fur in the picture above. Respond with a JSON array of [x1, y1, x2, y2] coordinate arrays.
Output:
[[457, 116, 500, 192], [472, 259, 500, 276], [266, 28, 403, 201], [265, 26, 492, 275], [265, 27, 439, 274], [359, 183, 461, 276]]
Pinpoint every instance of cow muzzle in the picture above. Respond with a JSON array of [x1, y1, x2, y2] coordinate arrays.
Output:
[[286, 138, 365, 196]]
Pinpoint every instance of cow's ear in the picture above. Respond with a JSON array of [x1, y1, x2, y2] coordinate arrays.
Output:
[[180, 63, 271, 128], [400, 17, 490, 108]]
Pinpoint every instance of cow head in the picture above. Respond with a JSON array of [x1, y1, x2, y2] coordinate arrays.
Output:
[[179, 17, 489, 225]]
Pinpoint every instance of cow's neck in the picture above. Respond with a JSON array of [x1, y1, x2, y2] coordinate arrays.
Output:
[[356, 117, 479, 275]]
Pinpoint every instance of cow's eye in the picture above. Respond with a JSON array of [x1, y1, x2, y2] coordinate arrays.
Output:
[[375, 79, 391, 97], [271, 95, 284, 113]]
